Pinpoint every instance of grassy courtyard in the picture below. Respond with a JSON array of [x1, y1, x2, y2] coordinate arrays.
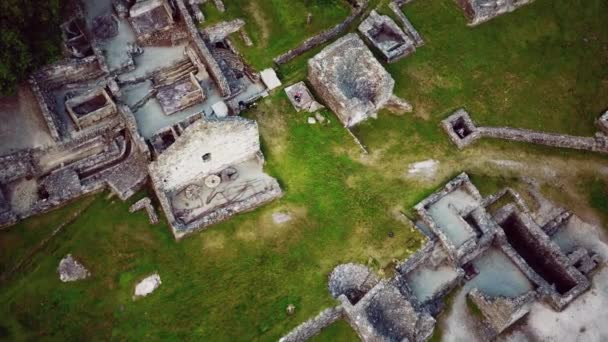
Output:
[[1, 0, 607, 340]]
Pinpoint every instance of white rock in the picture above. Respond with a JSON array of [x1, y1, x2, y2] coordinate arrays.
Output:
[[134, 273, 162, 297], [58, 254, 90, 282], [260, 68, 282, 91], [307, 117, 317, 124], [272, 212, 292, 224]]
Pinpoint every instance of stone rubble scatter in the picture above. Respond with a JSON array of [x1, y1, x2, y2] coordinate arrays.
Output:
[[58, 254, 91, 282]]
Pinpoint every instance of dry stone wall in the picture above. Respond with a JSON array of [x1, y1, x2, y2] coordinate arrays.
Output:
[[308, 34, 395, 127], [278, 307, 344, 342], [455, 0, 535, 26], [389, 1, 424, 47]]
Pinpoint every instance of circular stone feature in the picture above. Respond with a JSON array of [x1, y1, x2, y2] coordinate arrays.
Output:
[[204, 175, 221, 188], [328, 263, 379, 304]]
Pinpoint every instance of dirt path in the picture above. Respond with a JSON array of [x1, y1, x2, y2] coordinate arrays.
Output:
[[247, 1, 270, 47]]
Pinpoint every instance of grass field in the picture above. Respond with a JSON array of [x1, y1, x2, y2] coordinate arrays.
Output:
[[1, 0, 607, 340], [200, 0, 351, 70]]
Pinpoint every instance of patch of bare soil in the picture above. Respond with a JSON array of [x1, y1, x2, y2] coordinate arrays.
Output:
[[0, 84, 53, 154], [247, 1, 270, 47]]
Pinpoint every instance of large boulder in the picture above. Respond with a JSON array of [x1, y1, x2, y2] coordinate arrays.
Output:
[[134, 273, 162, 297]]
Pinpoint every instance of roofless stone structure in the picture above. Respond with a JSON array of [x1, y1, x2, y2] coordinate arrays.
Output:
[[308, 34, 411, 127], [149, 117, 282, 239]]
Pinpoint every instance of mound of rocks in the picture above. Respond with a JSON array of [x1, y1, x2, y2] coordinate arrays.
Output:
[[57, 254, 90, 282]]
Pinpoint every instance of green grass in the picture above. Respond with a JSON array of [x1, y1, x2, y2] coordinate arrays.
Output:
[[1, 0, 608, 340], [0, 195, 96, 277], [589, 179, 608, 212], [200, 0, 351, 69]]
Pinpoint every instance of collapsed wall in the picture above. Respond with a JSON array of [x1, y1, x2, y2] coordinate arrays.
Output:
[[358, 10, 416, 63]]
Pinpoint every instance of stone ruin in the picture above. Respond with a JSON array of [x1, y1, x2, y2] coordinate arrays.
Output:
[[134, 273, 162, 297], [284, 82, 324, 113], [200, 19, 245, 44], [467, 288, 534, 334], [358, 10, 416, 63], [0, 0, 283, 239], [129, 0, 175, 43], [149, 117, 283, 239], [454, 0, 534, 26], [65, 87, 118, 130], [328, 263, 379, 304], [308, 34, 412, 128], [442, 108, 608, 154], [129, 197, 159, 224], [282, 173, 603, 341]]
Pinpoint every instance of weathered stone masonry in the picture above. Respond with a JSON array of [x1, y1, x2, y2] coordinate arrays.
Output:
[[442, 109, 608, 154], [281, 173, 603, 341]]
